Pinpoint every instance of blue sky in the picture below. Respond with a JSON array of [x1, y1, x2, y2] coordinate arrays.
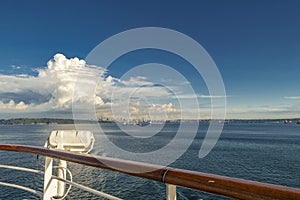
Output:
[[0, 0, 300, 119]]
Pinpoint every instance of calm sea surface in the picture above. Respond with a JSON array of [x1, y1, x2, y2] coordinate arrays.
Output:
[[0, 123, 299, 199]]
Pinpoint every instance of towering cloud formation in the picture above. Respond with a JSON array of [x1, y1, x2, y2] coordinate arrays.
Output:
[[0, 54, 179, 119], [0, 54, 104, 112]]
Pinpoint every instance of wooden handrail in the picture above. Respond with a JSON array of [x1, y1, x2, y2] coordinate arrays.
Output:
[[0, 144, 299, 200]]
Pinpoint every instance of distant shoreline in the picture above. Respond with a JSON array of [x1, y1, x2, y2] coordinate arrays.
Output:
[[0, 118, 115, 125], [0, 118, 299, 125]]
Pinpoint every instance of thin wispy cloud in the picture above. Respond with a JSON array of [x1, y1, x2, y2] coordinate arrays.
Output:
[[226, 103, 300, 119], [120, 76, 154, 87], [10, 65, 22, 70], [174, 94, 228, 99], [198, 94, 228, 99], [284, 96, 300, 100]]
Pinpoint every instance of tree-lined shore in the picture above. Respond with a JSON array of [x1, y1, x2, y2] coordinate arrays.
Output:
[[0, 118, 115, 125]]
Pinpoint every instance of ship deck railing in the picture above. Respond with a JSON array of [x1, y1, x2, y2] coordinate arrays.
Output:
[[0, 144, 300, 200]]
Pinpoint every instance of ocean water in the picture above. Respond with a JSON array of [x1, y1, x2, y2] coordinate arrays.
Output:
[[0, 123, 299, 199]]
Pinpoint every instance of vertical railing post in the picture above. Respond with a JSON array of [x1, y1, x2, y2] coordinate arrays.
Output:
[[57, 159, 67, 197], [166, 184, 177, 200], [43, 156, 57, 200]]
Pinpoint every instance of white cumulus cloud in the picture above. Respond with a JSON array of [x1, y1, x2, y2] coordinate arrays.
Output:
[[0, 54, 192, 120]]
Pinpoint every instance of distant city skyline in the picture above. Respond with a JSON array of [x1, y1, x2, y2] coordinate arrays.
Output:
[[0, 0, 300, 119]]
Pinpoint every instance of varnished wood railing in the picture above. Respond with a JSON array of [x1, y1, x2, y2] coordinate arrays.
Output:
[[0, 144, 299, 200]]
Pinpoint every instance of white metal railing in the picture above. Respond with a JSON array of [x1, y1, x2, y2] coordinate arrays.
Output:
[[0, 181, 43, 197], [0, 164, 43, 175], [0, 162, 176, 199], [51, 176, 123, 200], [0, 163, 124, 200], [0, 164, 43, 197]]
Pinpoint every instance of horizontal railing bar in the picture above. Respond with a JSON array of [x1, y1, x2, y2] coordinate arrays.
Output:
[[0, 144, 300, 200], [0, 164, 44, 175], [52, 175, 123, 200], [0, 181, 43, 197]]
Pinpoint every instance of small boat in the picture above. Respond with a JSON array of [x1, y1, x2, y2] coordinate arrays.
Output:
[[136, 120, 151, 127]]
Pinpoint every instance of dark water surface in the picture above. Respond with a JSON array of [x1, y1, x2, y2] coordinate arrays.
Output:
[[0, 123, 299, 199]]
